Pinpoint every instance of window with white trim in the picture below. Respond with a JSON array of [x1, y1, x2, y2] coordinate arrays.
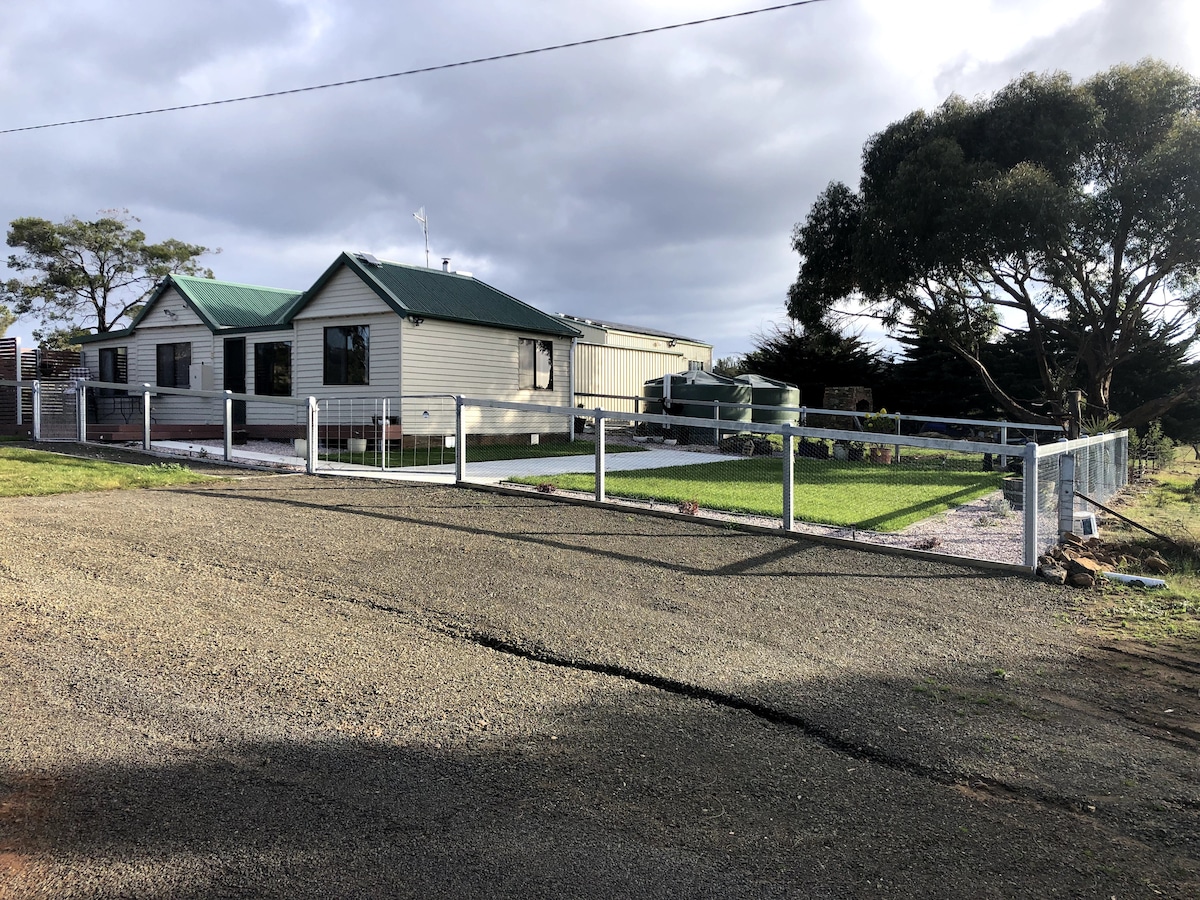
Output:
[[518, 338, 553, 390]]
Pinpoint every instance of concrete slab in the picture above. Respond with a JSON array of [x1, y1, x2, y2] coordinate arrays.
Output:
[[150, 441, 732, 486]]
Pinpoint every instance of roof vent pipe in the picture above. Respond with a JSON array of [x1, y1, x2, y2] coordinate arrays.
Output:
[[442, 257, 451, 272]]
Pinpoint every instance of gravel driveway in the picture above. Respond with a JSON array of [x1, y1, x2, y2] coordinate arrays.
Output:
[[1, 464, 1197, 898]]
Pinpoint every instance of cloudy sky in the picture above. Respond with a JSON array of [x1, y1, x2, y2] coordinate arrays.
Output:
[[2, 0, 1198, 360]]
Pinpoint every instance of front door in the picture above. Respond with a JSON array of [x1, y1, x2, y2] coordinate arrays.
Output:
[[224, 338, 247, 425]]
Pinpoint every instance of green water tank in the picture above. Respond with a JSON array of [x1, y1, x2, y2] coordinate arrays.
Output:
[[734, 374, 801, 424], [643, 371, 752, 442]]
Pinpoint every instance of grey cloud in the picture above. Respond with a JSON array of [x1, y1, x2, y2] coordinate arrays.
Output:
[[2, 0, 1195, 359]]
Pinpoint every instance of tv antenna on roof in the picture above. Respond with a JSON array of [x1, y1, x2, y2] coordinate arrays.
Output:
[[413, 207, 430, 268]]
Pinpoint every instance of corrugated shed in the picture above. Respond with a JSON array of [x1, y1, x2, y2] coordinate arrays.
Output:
[[576, 343, 687, 413]]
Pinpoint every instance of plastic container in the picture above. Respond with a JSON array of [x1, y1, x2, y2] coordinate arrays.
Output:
[[1102, 571, 1166, 589]]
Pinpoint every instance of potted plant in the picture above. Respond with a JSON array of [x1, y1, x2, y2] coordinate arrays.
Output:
[[863, 408, 896, 464]]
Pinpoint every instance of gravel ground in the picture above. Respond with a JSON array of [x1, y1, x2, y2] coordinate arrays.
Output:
[[1, 456, 1198, 898]]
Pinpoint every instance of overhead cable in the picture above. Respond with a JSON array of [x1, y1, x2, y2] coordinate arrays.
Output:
[[0, 0, 832, 135]]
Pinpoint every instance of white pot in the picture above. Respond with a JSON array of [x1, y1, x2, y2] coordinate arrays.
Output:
[[294, 438, 307, 457], [348, 438, 367, 453], [832, 443, 848, 461]]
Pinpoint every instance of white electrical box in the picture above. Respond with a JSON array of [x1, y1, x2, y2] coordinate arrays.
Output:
[[189, 363, 213, 391], [1072, 512, 1099, 538]]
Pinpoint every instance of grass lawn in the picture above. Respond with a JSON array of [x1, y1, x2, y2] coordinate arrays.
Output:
[[1085, 455, 1200, 644], [329, 440, 643, 467], [515, 456, 1003, 533], [0, 447, 214, 497]]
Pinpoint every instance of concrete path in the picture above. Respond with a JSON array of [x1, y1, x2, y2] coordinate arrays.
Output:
[[151, 441, 731, 485]]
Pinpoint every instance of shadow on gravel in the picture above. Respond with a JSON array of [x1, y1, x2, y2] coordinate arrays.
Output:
[[6, 691, 1192, 900], [167, 483, 996, 582]]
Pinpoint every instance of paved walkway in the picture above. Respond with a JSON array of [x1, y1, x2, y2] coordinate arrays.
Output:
[[152, 441, 731, 485]]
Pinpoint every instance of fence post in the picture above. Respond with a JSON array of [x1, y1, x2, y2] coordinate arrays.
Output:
[[1023, 441, 1039, 569], [454, 396, 465, 483], [893, 411, 901, 462], [15, 339, 22, 427], [1000, 425, 1009, 468], [76, 382, 87, 443], [594, 408, 606, 503], [306, 397, 318, 475], [31, 381, 41, 442], [142, 385, 152, 450], [1058, 448, 1076, 541], [223, 391, 234, 461], [381, 398, 389, 471], [782, 423, 795, 532], [1118, 432, 1128, 490]]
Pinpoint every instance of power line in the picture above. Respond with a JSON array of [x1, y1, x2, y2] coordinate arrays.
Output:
[[0, 0, 832, 136]]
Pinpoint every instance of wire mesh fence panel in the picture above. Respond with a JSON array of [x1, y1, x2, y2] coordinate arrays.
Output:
[[793, 440, 1025, 564], [393, 395, 458, 470], [458, 402, 586, 485], [38, 380, 79, 440], [315, 397, 388, 470], [1077, 435, 1126, 508], [596, 421, 778, 517], [306, 397, 1135, 571], [457, 399, 1029, 566], [1035, 455, 1063, 560]]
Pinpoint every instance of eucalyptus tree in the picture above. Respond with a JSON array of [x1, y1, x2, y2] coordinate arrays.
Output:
[[3, 210, 214, 343], [790, 60, 1200, 428]]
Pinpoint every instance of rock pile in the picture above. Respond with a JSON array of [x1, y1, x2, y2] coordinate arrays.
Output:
[[1036, 532, 1171, 587]]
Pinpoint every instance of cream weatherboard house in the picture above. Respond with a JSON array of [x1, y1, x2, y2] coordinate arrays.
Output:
[[77, 252, 580, 443]]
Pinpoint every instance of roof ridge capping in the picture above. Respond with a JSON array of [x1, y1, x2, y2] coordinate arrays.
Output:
[[355, 251, 476, 278], [169, 272, 302, 294]]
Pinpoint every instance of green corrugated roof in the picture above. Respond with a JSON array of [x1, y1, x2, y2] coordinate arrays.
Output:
[[341, 255, 579, 337], [169, 275, 303, 329]]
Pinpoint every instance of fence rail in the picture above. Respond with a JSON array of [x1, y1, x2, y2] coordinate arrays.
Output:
[[454, 397, 1126, 572], [3, 380, 1131, 572]]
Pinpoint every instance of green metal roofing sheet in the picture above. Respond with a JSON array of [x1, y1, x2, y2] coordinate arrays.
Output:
[[170, 274, 303, 329], [349, 256, 579, 337]]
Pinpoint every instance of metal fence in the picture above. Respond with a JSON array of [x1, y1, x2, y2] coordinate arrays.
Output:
[[455, 398, 1128, 572], [5, 379, 1130, 572], [0, 378, 79, 440], [312, 394, 460, 473]]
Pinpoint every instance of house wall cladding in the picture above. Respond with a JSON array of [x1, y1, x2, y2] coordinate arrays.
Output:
[[137, 324, 216, 425], [403, 317, 572, 437], [291, 266, 402, 401], [80, 285, 304, 428]]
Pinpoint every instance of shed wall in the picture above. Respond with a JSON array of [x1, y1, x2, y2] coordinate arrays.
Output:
[[575, 343, 701, 413]]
